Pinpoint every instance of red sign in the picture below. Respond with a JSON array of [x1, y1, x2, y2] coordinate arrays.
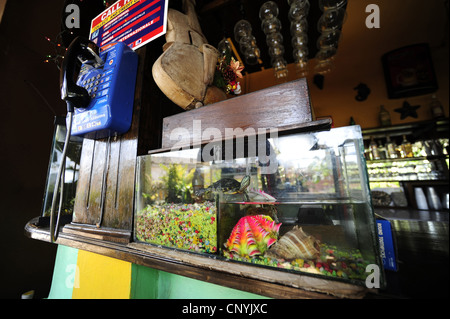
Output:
[[89, 0, 168, 50]]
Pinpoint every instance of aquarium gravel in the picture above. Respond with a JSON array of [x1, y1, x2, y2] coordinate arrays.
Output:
[[136, 202, 217, 253], [223, 243, 370, 281]]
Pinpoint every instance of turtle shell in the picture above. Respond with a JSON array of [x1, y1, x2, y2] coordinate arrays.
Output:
[[195, 175, 250, 200], [209, 178, 241, 192]]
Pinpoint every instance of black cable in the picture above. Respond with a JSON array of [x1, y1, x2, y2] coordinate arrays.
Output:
[[50, 111, 73, 243]]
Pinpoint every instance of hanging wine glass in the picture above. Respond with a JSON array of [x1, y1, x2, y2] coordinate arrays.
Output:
[[239, 38, 252, 54], [266, 32, 284, 47], [234, 19, 252, 43], [262, 17, 282, 35], [317, 7, 347, 32], [293, 47, 309, 62], [268, 44, 285, 59], [234, 19, 260, 66], [315, 0, 347, 75], [239, 35, 260, 65], [291, 32, 308, 50], [271, 56, 288, 79], [290, 19, 308, 36], [259, 1, 279, 20], [218, 38, 232, 56], [293, 47, 309, 75], [260, 1, 287, 79], [319, 0, 347, 11], [288, 0, 310, 21], [288, 0, 310, 6], [314, 58, 334, 74], [244, 50, 259, 65], [315, 47, 337, 61], [317, 29, 342, 48]]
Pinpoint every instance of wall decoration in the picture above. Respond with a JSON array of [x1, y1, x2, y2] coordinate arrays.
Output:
[[382, 43, 438, 99], [354, 83, 370, 101], [394, 100, 420, 120]]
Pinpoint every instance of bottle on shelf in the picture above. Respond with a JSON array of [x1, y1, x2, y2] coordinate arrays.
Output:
[[385, 135, 398, 158], [430, 95, 445, 119], [378, 141, 387, 159], [379, 105, 391, 127], [370, 136, 380, 160], [400, 134, 413, 158]]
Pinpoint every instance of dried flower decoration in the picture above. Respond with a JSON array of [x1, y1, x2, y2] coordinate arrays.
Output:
[[213, 50, 244, 95]]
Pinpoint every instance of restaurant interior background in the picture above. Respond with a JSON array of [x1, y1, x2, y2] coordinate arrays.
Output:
[[0, 0, 448, 298]]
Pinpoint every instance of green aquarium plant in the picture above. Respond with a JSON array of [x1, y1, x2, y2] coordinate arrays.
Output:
[[160, 164, 195, 204]]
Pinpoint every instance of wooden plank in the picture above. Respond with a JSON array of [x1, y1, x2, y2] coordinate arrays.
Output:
[[161, 78, 313, 149], [87, 138, 108, 224], [102, 136, 120, 224], [72, 139, 94, 224], [63, 223, 131, 244], [108, 136, 136, 229], [150, 118, 332, 155]]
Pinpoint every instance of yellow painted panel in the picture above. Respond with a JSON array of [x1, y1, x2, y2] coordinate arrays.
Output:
[[72, 250, 132, 299]]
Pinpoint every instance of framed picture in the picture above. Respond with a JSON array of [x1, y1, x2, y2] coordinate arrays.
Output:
[[382, 43, 438, 99]]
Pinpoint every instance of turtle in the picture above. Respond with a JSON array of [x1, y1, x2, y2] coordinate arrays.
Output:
[[194, 175, 251, 201]]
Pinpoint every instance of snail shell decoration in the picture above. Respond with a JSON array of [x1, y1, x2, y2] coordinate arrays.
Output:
[[265, 226, 321, 261]]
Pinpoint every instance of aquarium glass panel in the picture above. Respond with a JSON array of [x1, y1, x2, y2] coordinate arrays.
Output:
[[41, 118, 83, 218]]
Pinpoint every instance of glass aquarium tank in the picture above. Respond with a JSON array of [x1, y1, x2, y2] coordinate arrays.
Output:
[[134, 125, 384, 286], [40, 117, 83, 223]]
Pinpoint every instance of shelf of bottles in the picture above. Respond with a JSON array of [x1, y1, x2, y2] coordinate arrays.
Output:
[[362, 119, 449, 183], [365, 139, 448, 182]]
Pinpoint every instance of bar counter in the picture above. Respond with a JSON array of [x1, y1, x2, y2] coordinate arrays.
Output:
[[373, 207, 449, 298]]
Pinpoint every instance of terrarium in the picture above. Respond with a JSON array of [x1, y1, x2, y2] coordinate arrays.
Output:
[[40, 117, 83, 224], [134, 125, 384, 286]]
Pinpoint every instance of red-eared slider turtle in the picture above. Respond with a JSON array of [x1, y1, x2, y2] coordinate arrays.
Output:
[[195, 175, 250, 200]]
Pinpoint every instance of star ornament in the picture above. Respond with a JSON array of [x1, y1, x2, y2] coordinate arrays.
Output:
[[394, 101, 421, 120]]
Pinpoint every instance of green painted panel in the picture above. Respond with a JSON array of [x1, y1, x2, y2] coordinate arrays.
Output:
[[130, 264, 268, 299], [47, 245, 79, 299]]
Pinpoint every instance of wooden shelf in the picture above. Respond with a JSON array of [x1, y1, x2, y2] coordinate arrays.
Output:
[[367, 155, 449, 164], [361, 118, 449, 141]]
